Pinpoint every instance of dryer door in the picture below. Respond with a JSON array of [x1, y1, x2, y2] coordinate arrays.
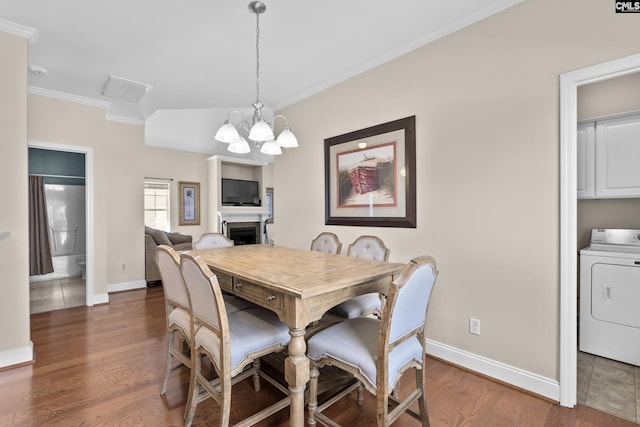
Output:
[[591, 263, 640, 328]]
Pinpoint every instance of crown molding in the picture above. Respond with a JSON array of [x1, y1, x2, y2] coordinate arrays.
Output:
[[0, 18, 38, 44], [28, 86, 111, 109], [106, 114, 144, 126]]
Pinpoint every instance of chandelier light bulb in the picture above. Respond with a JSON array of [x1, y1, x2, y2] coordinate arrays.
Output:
[[260, 140, 282, 155], [276, 127, 298, 148], [249, 119, 275, 142], [228, 136, 251, 154], [215, 121, 240, 143]]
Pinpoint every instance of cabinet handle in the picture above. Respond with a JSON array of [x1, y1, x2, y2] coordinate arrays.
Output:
[[266, 294, 276, 301], [236, 283, 243, 289]]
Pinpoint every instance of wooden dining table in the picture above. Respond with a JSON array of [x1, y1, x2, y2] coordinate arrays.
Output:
[[191, 244, 404, 427]]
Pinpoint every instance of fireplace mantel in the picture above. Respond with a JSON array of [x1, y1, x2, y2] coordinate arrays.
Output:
[[217, 210, 269, 244]]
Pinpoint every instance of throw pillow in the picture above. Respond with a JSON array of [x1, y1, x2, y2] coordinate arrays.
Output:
[[146, 227, 172, 246]]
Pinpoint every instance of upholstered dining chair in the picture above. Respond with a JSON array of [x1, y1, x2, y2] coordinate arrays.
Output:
[[193, 232, 234, 250], [307, 256, 439, 427], [155, 245, 253, 403], [331, 235, 391, 319], [180, 252, 291, 427], [155, 245, 195, 400], [310, 232, 342, 255]]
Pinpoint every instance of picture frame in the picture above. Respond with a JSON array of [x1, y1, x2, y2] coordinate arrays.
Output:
[[324, 116, 416, 228], [266, 187, 274, 221], [178, 181, 200, 226]]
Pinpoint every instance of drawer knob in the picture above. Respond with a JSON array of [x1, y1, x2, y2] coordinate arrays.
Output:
[[236, 283, 243, 289], [266, 294, 276, 301]]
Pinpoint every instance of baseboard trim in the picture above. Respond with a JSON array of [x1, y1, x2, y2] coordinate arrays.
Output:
[[92, 293, 109, 305], [0, 342, 34, 369], [107, 280, 147, 294], [426, 339, 560, 402]]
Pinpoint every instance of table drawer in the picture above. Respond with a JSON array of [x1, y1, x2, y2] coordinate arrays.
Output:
[[233, 279, 283, 310], [215, 271, 233, 293]]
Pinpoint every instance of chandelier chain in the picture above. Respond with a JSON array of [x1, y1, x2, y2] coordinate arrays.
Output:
[[255, 11, 261, 105]]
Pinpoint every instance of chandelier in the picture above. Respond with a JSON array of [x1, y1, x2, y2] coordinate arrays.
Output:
[[214, 1, 298, 156]]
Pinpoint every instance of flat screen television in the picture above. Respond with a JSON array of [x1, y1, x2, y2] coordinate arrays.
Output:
[[221, 178, 260, 206]]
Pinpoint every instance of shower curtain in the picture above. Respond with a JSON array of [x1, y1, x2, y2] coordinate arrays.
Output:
[[29, 175, 54, 275]]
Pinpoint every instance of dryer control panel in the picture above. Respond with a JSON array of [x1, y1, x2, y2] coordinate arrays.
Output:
[[590, 229, 640, 248]]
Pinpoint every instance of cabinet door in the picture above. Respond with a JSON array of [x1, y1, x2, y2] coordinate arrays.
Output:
[[577, 122, 595, 199], [595, 114, 640, 198]]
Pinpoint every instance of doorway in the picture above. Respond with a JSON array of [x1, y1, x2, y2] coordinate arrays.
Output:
[[559, 53, 640, 407], [28, 141, 95, 310]]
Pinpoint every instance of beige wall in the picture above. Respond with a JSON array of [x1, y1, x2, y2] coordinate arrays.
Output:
[[576, 72, 640, 250], [106, 121, 146, 285], [578, 72, 640, 121], [0, 32, 30, 357], [273, 0, 640, 382], [142, 145, 209, 240]]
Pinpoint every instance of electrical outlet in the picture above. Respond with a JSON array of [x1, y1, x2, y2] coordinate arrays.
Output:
[[469, 318, 481, 335]]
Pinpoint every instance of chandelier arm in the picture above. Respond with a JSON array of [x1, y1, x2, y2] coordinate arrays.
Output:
[[226, 110, 251, 132], [272, 114, 290, 128]]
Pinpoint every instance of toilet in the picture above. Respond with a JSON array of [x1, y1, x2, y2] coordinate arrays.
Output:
[[77, 256, 86, 280]]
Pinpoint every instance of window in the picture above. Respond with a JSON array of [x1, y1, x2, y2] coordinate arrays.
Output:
[[144, 179, 170, 231]]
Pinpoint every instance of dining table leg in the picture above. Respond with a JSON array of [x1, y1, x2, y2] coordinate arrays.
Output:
[[285, 327, 310, 427]]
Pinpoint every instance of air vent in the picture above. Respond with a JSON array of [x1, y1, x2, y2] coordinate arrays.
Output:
[[101, 75, 152, 103]]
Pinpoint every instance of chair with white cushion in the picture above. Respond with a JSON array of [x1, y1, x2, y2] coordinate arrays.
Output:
[[156, 245, 195, 400], [310, 232, 342, 255], [180, 252, 291, 427], [155, 244, 253, 403], [307, 256, 439, 427], [193, 232, 234, 250], [331, 235, 390, 319]]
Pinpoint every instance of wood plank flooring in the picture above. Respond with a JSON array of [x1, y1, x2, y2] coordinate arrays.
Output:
[[1, 286, 637, 426]]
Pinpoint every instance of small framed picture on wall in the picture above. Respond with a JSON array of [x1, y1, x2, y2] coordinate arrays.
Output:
[[178, 181, 200, 226], [266, 187, 274, 221]]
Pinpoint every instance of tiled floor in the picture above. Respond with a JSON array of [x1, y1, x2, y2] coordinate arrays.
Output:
[[578, 350, 640, 423], [29, 277, 86, 314]]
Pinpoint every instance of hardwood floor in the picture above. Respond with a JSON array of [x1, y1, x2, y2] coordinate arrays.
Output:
[[0, 286, 637, 426]]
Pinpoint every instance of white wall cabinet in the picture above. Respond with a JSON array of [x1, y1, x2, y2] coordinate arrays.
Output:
[[578, 113, 640, 199], [577, 122, 595, 199]]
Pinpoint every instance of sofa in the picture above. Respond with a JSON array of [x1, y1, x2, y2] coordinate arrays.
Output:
[[145, 226, 193, 285]]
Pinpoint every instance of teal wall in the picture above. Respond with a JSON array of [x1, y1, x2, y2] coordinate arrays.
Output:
[[28, 148, 85, 186]]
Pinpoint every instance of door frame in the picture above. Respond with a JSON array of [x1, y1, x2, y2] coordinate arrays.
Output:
[[28, 141, 95, 306], [559, 53, 640, 407]]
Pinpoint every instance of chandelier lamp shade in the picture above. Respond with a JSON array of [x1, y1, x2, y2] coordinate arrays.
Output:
[[214, 1, 298, 156]]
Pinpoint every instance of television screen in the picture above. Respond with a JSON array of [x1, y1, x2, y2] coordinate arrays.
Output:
[[222, 178, 260, 206]]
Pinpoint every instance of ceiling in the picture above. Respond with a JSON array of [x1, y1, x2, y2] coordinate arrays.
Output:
[[1, 0, 522, 155]]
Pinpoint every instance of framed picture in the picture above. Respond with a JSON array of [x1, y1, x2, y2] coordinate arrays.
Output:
[[324, 116, 416, 228], [178, 181, 200, 226], [266, 187, 274, 221]]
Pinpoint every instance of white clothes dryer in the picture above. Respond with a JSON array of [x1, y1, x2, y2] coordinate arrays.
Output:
[[579, 229, 640, 366]]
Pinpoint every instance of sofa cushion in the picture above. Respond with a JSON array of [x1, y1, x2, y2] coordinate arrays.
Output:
[[167, 232, 192, 245], [145, 227, 172, 246], [173, 242, 193, 251]]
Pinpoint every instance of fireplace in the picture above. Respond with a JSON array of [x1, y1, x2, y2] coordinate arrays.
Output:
[[226, 221, 261, 245]]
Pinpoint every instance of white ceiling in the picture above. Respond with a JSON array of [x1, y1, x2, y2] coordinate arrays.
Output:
[[1, 0, 522, 155]]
